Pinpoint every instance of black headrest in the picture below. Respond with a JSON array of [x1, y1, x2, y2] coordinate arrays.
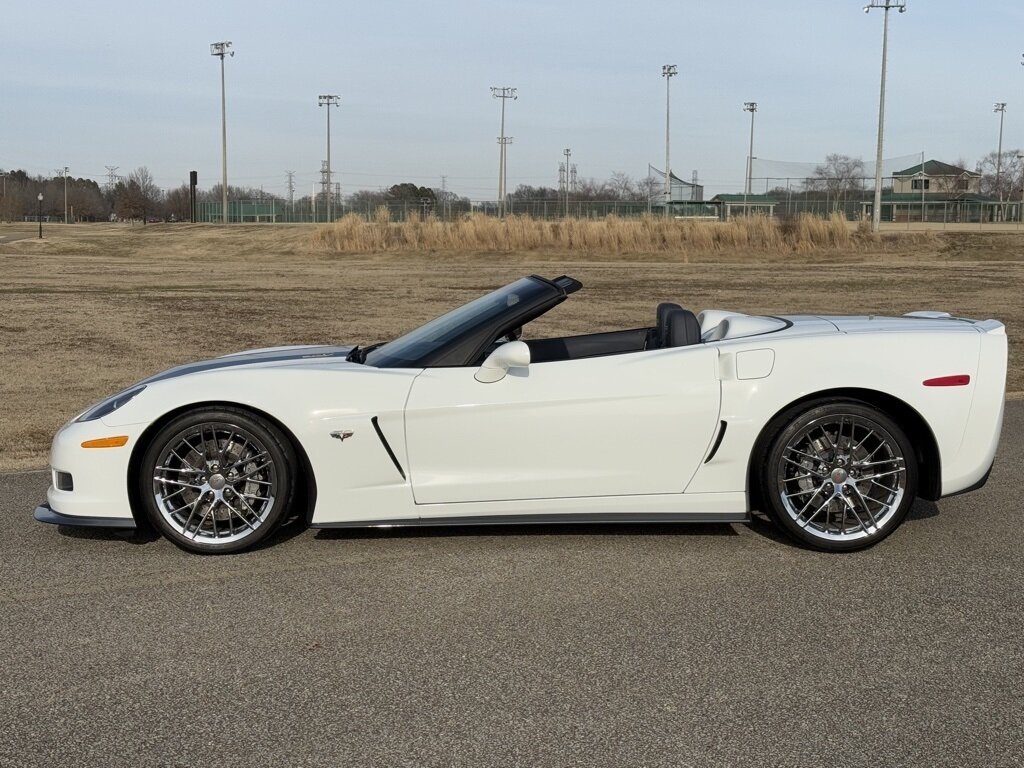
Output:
[[664, 308, 702, 348], [656, 302, 682, 345]]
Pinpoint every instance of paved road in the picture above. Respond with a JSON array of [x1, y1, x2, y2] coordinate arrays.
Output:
[[1, 404, 1022, 768]]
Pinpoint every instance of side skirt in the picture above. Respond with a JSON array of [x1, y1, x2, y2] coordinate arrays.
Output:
[[310, 511, 750, 529]]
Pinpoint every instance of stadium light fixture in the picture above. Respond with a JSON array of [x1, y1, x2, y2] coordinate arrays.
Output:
[[318, 95, 341, 222], [491, 87, 517, 217], [864, 1, 906, 233], [743, 102, 758, 215], [1018, 153, 1024, 225], [37, 192, 43, 238], [994, 103, 1007, 202], [662, 65, 678, 219], [210, 41, 234, 224]]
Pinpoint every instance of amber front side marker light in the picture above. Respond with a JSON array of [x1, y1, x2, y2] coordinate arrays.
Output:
[[81, 436, 129, 449]]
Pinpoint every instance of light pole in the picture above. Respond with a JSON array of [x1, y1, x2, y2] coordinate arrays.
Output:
[[318, 95, 340, 222], [865, 1, 906, 233], [743, 102, 757, 216], [1018, 153, 1024, 226], [37, 192, 43, 238], [60, 166, 69, 223], [994, 103, 1007, 204], [210, 41, 234, 224], [563, 148, 571, 217], [662, 65, 677, 219], [491, 87, 517, 217]]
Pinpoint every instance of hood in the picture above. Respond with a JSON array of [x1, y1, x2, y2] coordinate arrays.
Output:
[[140, 344, 355, 385]]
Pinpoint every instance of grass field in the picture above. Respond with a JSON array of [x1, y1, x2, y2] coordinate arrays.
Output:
[[0, 222, 1020, 470]]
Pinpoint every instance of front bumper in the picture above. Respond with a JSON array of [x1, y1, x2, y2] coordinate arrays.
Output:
[[34, 502, 136, 529], [44, 419, 143, 524]]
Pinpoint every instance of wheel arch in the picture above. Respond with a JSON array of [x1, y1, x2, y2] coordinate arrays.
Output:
[[746, 387, 941, 512], [126, 400, 319, 528]]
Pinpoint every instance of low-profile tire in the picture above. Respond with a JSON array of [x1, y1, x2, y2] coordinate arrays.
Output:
[[758, 399, 918, 552], [139, 406, 297, 554]]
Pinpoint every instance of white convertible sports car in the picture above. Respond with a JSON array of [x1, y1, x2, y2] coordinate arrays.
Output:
[[35, 274, 1007, 554]]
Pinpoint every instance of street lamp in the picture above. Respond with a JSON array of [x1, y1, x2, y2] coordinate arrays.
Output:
[[865, 1, 906, 233], [318, 95, 340, 222], [662, 64, 678, 219], [37, 192, 43, 238], [210, 41, 234, 224], [743, 102, 758, 216]]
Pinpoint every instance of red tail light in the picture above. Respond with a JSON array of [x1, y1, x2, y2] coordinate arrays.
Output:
[[923, 375, 971, 387]]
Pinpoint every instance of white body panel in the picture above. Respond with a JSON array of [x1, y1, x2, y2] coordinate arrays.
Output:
[[404, 347, 720, 506], [42, 311, 1007, 529]]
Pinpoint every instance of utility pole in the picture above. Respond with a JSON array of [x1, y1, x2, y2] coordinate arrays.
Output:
[[104, 166, 119, 193], [285, 171, 295, 219], [491, 86, 517, 217], [320, 161, 330, 216], [743, 102, 757, 216], [865, 1, 906, 233], [210, 41, 233, 224], [994, 103, 1007, 202], [318, 94, 340, 222], [662, 65, 678, 219]]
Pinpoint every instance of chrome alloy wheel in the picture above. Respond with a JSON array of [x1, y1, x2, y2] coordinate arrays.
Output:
[[152, 422, 278, 546], [776, 414, 907, 543]]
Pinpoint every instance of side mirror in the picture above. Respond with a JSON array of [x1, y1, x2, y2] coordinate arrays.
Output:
[[475, 340, 530, 383]]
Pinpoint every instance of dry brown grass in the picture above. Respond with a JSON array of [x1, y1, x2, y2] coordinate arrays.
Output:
[[311, 212, 935, 257], [0, 222, 1020, 471]]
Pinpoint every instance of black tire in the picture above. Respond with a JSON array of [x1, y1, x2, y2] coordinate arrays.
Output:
[[139, 406, 297, 554], [757, 399, 918, 552]]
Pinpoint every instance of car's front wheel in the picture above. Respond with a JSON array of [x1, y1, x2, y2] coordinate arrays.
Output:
[[140, 407, 296, 554], [758, 400, 918, 552]]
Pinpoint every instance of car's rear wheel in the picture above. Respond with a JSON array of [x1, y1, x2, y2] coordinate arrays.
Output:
[[758, 400, 917, 552], [140, 407, 296, 554]]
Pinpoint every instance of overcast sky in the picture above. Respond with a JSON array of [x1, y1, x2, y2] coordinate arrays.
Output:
[[3, 0, 1023, 199]]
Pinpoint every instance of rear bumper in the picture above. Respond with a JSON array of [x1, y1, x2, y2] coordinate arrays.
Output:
[[34, 502, 136, 529], [941, 460, 994, 499]]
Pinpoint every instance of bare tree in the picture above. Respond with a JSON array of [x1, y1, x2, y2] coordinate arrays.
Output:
[[807, 154, 866, 209], [165, 185, 192, 221], [636, 175, 660, 202], [607, 172, 636, 200], [114, 167, 163, 223], [976, 150, 1023, 200]]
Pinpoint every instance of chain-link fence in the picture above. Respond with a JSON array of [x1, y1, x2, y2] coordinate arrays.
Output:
[[193, 197, 1024, 226]]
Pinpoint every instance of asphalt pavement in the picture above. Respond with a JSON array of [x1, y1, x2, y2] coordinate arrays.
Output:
[[1, 403, 1022, 768]]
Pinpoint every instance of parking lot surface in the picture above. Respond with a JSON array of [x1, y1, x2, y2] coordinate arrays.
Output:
[[1, 403, 1021, 767]]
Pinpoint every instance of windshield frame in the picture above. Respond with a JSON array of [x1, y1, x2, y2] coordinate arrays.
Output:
[[364, 276, 565, 368]]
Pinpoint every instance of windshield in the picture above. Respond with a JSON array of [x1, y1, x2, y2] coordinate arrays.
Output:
[[365, 277, 549, 368]]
